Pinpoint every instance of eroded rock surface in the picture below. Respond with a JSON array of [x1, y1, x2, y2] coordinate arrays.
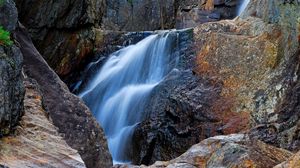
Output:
[[0, 78, 86, 168], [14, 25, 112, 168], [116, 134, 292, 168], [195, 0, 300, 150], [275, 150, 300, 168]]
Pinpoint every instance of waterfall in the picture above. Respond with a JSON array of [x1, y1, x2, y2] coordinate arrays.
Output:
[[78, 31, 178, 163], [237, 0, 250, 16]]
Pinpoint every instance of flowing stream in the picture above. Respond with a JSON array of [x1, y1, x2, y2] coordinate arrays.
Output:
[[79, 31, 179, 163]]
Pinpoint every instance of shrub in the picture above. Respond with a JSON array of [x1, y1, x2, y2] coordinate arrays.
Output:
[[0, 26, 13, 46]]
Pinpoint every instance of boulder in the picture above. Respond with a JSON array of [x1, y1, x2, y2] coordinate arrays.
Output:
[[116, 134, 292, 168]]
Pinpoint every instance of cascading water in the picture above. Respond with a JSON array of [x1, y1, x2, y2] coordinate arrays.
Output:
[[78, 31, 179, 163], [237, 0, 250, 16]]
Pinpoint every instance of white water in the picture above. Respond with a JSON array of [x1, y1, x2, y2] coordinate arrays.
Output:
[[79, 31, 178, 163], [238, 0, 250, 16]]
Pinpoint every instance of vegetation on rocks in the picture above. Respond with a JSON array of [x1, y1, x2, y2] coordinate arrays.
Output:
[[0, 27, 12, 46]]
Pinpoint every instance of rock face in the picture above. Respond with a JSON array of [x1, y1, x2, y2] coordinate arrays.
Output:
[[0, 0, 25, 135], [0, 1, 112, 167], [14, 0, 240, 84], [102, 0, 177, 31], [194, 0, 300, 152], [132, 26, 250, 165], [115, 134, 292, 168], [132, 0, 300, 165], [14, 25, 112, 168], [14, 0, 106, 82], [176, 0, 239, 29], [0, 78, 86, 168]]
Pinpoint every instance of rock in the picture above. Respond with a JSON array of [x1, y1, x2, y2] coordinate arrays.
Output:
[[14, 0, 176, 83], [131, 23, 249, 165], [14, 0, 106, 82], [0, 0, 18, 31], [102, 0, 177, 31], [0, 45, 24, 136], [132, 0, 300, 165], [275, 150, 300, 168], [176, 0, 239, 29], [0, 0, 25, 136], [13, 0, 242, 87], [249, 53, 300, 152], [15, 0, 105, 29], [13, 24, 112, 168], [116, 134, 292, 168], [194, 0, 300, 149], [0, 78, 86, 168], [14, 0, 239, 84]]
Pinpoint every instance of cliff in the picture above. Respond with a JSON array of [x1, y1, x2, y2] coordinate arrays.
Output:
[[0, 0, 112, 167]]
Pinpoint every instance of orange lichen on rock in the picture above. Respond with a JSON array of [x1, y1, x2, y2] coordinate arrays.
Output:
[[131, 134, 292, 168], [204, 0, 214, 10]]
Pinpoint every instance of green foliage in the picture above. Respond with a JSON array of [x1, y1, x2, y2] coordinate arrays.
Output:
[[0, 0, 4, 6], [0, 26, 13, 46]]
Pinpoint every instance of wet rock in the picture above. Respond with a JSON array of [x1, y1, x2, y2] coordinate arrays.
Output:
[[0, 78, 86, 168], [132, 28, 250, 165], [14, 24, 112, 168], [71, 30, 152, 92], [0, 0, 25, 136], [116, 134, 292, 168]]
